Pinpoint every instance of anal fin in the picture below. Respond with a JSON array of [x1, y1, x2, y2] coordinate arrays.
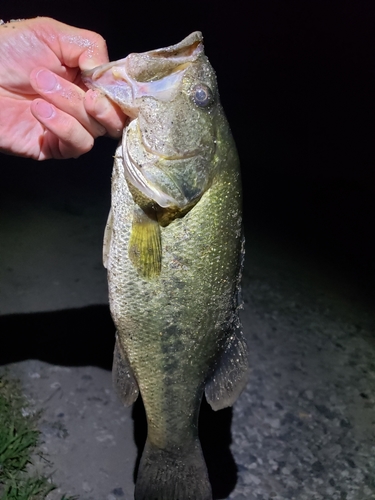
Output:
[[112, 334, 139, 406], [128, 206, 161, 279], [205, 325, 249, 411]]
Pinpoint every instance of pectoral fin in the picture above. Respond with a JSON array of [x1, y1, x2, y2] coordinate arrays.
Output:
[[112, 335, 139, 407], [205, 326, 249, 411], [128, 207, 162, 279]]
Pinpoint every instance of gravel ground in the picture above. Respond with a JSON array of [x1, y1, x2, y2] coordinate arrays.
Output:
[[1, 230, 374, 500], [230, 236, 375, 500]]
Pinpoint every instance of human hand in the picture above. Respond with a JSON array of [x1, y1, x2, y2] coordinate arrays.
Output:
[[0, 17, 126, 160]]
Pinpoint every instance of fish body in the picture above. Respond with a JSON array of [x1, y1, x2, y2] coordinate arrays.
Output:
[[83, 32, 248, 500]]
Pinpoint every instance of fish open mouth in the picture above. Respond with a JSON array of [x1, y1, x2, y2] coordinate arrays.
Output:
[[82, 32, 204, 117]]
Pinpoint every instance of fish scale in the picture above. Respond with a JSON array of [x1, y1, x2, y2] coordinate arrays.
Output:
[[83, 31, 248, 500], [110, 139, 240, 434]]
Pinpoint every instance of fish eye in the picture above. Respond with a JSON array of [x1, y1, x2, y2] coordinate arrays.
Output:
[[192, 84, 214, 108]]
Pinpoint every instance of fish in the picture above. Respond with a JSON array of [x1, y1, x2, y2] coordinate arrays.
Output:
[[82, 32, 248, 500]]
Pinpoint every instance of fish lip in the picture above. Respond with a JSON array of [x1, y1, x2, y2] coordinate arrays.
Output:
[[82, 58, 139, 118], [82, 57, 130, 88], [142, 31, 203, 58]]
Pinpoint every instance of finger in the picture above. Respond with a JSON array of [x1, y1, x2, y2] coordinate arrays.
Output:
[[30, 98, 95, 159], [35, 17, 109, 70], [30, 67, 106, 138], [84, 89, 127, 139]]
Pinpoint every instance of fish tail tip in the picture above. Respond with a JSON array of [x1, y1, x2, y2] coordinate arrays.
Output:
[[135, 439, 212, 500]]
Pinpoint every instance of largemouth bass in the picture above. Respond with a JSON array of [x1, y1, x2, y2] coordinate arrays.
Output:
[[83, 32, 248, 500]]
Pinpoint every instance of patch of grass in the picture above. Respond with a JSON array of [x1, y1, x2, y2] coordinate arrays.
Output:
[[0, 374, 78, 500], [0, 476, 54, 500]]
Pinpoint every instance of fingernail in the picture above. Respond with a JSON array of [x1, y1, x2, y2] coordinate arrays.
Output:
[[35, 100, 54, 119], [36, 69, 57, 92]]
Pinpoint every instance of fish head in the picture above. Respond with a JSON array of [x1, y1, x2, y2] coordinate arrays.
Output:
[[82, 32, 221, 213]]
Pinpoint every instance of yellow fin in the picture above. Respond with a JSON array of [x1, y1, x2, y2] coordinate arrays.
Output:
[[128, 208, 161, 279]]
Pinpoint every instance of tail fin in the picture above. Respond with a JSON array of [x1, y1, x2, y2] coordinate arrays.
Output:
[[135, 439, 212, 500]]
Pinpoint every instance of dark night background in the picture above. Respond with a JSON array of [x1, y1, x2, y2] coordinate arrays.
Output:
[[1, 0, 374, 296]]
